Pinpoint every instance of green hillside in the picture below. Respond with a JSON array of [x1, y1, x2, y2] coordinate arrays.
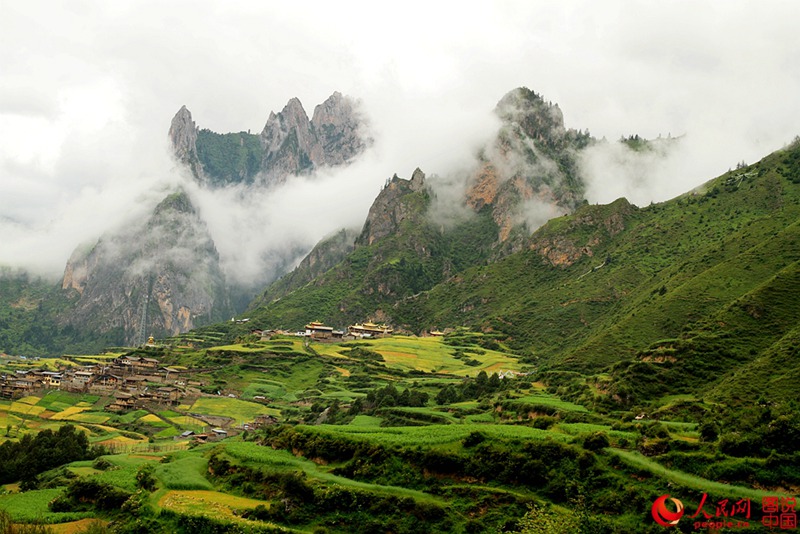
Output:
[[245, 141, 800, 414], [247, 174, 500, 330], [0, 270, 116, 357], [392, 143, 798, 372]]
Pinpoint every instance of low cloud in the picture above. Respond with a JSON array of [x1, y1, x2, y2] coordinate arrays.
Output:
[[186, 152, 386, 290], [579, 137, 683, 206], [2, 1, 799, 287], [520, 197, 569, 232]]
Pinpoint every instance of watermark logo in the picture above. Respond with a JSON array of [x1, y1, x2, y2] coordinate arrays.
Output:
[[651, 493, 797, 530], [652, 495, 685, 527]]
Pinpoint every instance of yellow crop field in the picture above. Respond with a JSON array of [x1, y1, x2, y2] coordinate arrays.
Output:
[[9, 401, 46, 417], [138, 414, 165, 424], [68, 412, 110, 424], [49, 519, 110, 534], [96, 435, 147, 447], [158, 490, 278, 527], [50, 406, 89, 420], [166, 415, 207, 428], [189, 397, 279, 425], [346, 336, 523, 376]]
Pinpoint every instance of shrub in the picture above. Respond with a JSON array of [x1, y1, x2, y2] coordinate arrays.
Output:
[[582, 432, 610, 451]]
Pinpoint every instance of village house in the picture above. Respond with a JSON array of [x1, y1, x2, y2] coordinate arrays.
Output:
[[42, 371, 63, 388], [106, 391, 139, 412], [122, 375, 147, 392], [15, 377, 40, 391], [176, 430, 195, 440], [155, 386, 182, 404], [93, 373, 121, 389], [139, 358, 160, 370], [72, 371, 94, 386]]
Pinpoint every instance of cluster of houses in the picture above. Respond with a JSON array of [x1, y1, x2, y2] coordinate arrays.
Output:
[[297, 321, 395, 341], [0, 354, 200, 412], [175, 414, 279, 443]]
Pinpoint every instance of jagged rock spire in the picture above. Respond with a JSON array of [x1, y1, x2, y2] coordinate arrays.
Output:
[[168, 105, 204, 180]]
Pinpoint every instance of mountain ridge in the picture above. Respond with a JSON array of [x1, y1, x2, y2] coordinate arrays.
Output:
[[170, 92, 369, 187]]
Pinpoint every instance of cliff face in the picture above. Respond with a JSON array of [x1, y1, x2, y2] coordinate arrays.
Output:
[[310, 91, 368, 166], [259, 92, 368, 185], [528, 198, 635, 268], [356, 168, 426, 246], [168, 106, 204, 180], [60, 190, 231, 345], [466, 87, 591, 250]]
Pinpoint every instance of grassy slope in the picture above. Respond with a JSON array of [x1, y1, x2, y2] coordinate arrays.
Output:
[[247, 195, 500, 331], [389, 144, 800, 404]]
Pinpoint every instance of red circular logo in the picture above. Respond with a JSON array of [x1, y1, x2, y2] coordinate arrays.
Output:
[[652, 494, 685, 527]]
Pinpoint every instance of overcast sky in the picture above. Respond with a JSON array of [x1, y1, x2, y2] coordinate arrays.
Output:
[[2, 1, 799, 280]]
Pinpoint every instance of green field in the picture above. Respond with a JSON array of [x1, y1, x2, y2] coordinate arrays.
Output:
[[606, 449, 784, 500], [189, 396, 280, 424], [328, 336, 525, 375], [0, 488, 91, 523], [155, 455, 214, 490], [306, 422, 569, 447]]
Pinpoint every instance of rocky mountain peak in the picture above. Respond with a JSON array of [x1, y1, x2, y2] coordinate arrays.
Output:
[[495, 87, 567, 145], [152, 189, 195, 217], [168, 106, 197, 160], [258, 92, 369, 185], [311, 91, 344, 124], [356, 169, 428, 247], [168, 105, 204, 180], [409, 167, 426, 191], [259, 97, 318, 184], [60, 188, 231, 345], [310, 92, 367, 166], [466, 87, 590, 247]]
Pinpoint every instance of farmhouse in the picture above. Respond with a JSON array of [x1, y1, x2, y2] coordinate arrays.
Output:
[[72, 371, 94, 385], [140, 358, 160, 370], [42, 371, 63, 388], [106, 391, 139, 412], [122, 375, 147, 392], [93, 373, 121, 388], [155, 386, 182, 404]]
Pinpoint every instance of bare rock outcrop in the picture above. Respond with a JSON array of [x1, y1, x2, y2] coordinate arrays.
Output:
[[259, 92, 368, 185], [356, 169, 427, 246], [168, 105, 204, 180]]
